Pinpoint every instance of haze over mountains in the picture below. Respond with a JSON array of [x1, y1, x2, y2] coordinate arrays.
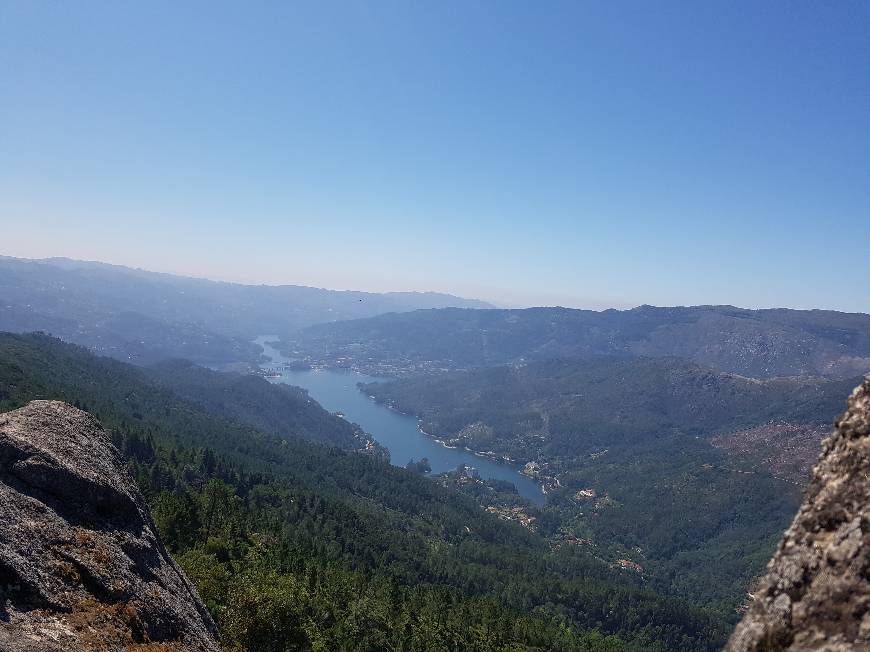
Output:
[[284, 305, 870, 379], [0, 255, 491, 364], [4, 255, 870, 382], [2, 254, 869, 649], [3, 0, 867, 646]]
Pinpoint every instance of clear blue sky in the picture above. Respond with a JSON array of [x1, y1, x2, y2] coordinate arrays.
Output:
[[1, 1, 868, 310]]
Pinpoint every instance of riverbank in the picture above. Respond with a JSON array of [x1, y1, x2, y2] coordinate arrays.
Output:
[[374, 395, 550, 500], [254, 336, 546, 504]]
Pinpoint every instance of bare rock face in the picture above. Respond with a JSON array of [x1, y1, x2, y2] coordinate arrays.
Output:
[[0, 401, 219, 651], [726, 378, 870, 651]]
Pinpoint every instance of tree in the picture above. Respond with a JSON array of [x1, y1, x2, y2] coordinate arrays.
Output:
[[406, 457, 432, 474]]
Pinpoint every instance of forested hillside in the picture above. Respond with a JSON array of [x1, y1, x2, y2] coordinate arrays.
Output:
[[284, 305, 870, 379], [363, 357, 859, 613], [362, 357, 855, 459], [146, 358, 376, 453], [0, 332, 731, 651]]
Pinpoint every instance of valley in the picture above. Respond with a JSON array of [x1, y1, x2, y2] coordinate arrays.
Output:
[[4, 5, 867, 647], [0, 260, 867, 650], [0, 256, 490, 367], [353, 356, 859, 613], [255, 336, 546, 504], [0, 331, 733, 650]]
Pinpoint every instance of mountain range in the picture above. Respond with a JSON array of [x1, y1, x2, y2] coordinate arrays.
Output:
[[0, 256, 491, 365], [0, 331, 730, 650], [282, 304, 870, 379], [2, 255, 869, 648]]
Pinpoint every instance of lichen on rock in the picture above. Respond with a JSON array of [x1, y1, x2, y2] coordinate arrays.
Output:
[[725, 378, 870, 651], [0, 401, 218, 652]]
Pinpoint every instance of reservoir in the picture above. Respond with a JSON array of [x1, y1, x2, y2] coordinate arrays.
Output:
[[256, 336, 545, 505]]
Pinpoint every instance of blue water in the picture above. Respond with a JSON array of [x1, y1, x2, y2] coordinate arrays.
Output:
[[255, 336, 545, 505]]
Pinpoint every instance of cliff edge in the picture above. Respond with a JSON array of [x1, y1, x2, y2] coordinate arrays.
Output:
[[0, 400, 218, 651], [726, 378, 869, 651]]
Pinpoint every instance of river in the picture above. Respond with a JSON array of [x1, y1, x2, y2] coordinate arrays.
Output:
[[255, 336, 545, 505]]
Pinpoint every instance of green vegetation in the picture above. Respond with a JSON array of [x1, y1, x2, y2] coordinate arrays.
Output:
[[363, 357, 858, 612], [147, 358, 375, 452], [362, 357, 854, 459], [284, 305, 870, 379], [405, 457, 432, 474], [0, 333, 732, 651]]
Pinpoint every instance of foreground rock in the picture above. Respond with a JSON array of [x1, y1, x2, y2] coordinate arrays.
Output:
[[726, 378, 870, 651], [0, 401, 218, 651]]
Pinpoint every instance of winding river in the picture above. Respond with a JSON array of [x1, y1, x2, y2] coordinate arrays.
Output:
[[255, 336, 545, 505]]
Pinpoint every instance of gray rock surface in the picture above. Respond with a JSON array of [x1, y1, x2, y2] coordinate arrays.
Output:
[[725, 378, 870, 651], [0, 400, 219, 651]]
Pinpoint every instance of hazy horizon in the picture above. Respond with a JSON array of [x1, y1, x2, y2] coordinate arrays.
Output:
[[6, 251, 870, 316], [0, 249, 640, 310], [1, 6, 869, 644], [2, 2, 868, 312]]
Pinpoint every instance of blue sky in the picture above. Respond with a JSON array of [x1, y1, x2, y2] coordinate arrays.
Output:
[[1, 1, 868, 310]]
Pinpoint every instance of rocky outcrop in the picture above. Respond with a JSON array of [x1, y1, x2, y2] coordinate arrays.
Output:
[[726, 378, 870, 651], [0, 401, 218, 652]]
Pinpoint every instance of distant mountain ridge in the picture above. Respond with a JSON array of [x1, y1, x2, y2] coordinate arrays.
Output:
[[285, 304, 870, 379], [0, 255, 491, 364]]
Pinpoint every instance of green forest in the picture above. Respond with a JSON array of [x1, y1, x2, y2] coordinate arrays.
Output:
[[362, 357, 857, 612], [0, 333, 732, 651]]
